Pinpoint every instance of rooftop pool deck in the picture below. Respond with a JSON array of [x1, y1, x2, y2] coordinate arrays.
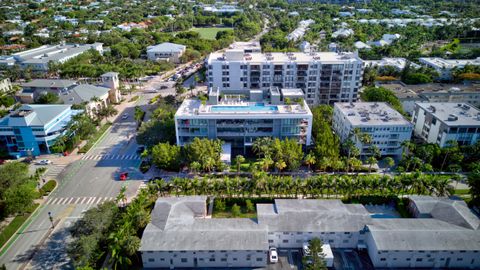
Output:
[[210, 103, 279, 112]]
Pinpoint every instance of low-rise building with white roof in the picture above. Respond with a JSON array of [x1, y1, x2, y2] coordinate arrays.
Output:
[[412, 102, 480, 147], [364, 57, 420, 71], [0, 43, 103, 72], [333, 102, 413, 156], [419, 57, 480, 80]]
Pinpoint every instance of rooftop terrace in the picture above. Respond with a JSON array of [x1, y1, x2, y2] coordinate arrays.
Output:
[[176, 99, 312, 118]]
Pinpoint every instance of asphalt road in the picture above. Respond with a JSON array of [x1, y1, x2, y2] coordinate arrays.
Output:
[[0, 96, 147, 270]]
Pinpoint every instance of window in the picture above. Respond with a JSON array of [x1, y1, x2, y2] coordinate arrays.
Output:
[[380, 258, 386, 261], [209, 258, 215, 262], [181, 258, 187, 263], [282, 240, 289, 243], [268, 240, 274, 243], [221, 258, 227, 262], [148, 258, 154, 262], [256, 258, 263, 262], [416, 258, 423, 262]]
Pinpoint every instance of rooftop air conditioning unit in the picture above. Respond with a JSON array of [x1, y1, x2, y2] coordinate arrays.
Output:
[[448, 114, 458, 121]]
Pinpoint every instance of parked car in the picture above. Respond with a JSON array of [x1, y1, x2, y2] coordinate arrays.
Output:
[[22, 157, 34, 164], [269, 247, 278, 263], [160, 85, 168, 89], [36, 159, 52, 165], [136, 146, 145, 154], [119, 172, 129, 181]]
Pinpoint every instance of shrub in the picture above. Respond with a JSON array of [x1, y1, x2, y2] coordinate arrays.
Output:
[[245, 199, 255, 213], [39, 180, 57, 196], [214, 199, 226, 212], [231, 204, 241, 217]]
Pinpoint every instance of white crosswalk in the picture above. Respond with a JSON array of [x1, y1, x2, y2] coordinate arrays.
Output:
[[81, 154, 141, 161], [43, 164, 67, 179], [46, 196, 115, 205]]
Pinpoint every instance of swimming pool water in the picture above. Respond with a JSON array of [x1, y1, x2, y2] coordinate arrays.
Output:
[[211, 103, 278, 112]]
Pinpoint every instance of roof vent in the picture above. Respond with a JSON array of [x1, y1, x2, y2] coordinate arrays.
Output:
[[448, 114, 458, 121]]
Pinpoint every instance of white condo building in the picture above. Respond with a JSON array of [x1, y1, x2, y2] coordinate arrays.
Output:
[[206, 50, 363, 106], [333, 102, 413, 157], [175, 87, 312, 151], [412, 102, 480, 147], [140, 196, 480, 269]]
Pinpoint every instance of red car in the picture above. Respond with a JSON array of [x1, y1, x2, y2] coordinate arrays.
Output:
[[119, 172, 129, 181]]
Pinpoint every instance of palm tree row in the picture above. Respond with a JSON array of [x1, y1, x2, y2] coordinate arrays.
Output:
[[148, 172, 454, 199]]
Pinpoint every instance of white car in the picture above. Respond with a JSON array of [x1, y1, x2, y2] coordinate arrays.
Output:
[[36, 159, 52, 165], [269, 247, 278, 263], [121, 113, 128, 120]]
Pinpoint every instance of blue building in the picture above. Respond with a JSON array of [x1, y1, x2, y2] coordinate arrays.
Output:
[[0, 105, 82, 158]]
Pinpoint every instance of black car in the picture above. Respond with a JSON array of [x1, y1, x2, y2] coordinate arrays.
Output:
[[137, 146, 146, 154]]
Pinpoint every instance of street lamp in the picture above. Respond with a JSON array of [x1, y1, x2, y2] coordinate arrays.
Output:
[[48, 211, 54, 229]]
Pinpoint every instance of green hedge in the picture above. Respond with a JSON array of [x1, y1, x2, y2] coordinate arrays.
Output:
[[78, 123, 112, 153], [0, 203, 39, 248], [129, 96, 139, 102], [39, 180, 57, 197]]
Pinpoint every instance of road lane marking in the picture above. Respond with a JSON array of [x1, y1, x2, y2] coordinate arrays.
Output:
[[87, 197, 95, 204], [80, 197, 87, 204]]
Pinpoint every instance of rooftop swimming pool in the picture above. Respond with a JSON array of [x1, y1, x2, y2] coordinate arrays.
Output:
[[211, 103, 278, 112]]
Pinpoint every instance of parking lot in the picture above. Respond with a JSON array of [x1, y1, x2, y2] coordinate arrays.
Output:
[[263, 249, 303, 270], [262, 248, 373, 270], [332, 249, 374, 270]]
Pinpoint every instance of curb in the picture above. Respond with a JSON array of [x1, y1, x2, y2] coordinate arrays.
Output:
[[0, 203, 44, 258], [0, 179, 59, 257]]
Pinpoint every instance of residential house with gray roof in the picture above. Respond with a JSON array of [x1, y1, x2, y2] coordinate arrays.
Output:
[[146, 42, 186, 63]]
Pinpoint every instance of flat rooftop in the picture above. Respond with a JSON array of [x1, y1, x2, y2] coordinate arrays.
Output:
[[175, 99, 312, 118], [416, 102, 480, 126], [335, 102, 412, 126], [229, 41, 261, 51], [380, 82, 480, 95], [1, 43, 102, 65], [208, 50, 362, 64], [420, 57, 480, 68]]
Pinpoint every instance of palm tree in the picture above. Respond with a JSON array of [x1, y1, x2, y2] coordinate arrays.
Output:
[[116, 185, 128, 207], [367, 156, 377, 173], [275, 160, 287, 173], [252, 137, 272, 158], [190, 161, 201, 174], [260, 156, 274, 172], [235, 155, 245, 174], [383, 157, 395, 175], [319, 157, 331, 172], [440, 140, 459, 172], [304, 152, 316, 170]]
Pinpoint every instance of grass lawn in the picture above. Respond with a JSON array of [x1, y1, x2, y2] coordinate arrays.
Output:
[[191, 27, 233, 40], [454, 189, 470, 196], [212, 198, 275, 219], [78, 123, 112, 153], [0, 203, 39, 248]]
